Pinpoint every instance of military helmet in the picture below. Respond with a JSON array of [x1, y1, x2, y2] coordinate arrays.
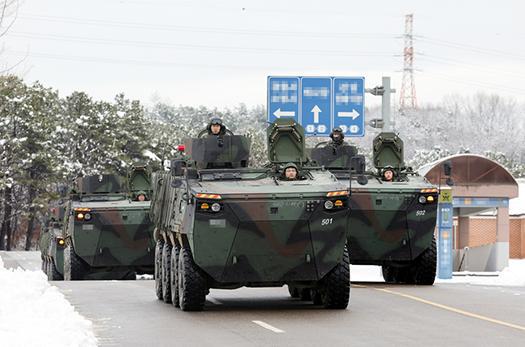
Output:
[[330, 127, 345, 141], [207, 117, 226, 135], [210, 117, 223, 125], [283, 162, 298, 171]]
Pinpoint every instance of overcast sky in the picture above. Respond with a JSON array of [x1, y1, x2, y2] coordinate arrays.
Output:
[[2, 0, 525, 108]]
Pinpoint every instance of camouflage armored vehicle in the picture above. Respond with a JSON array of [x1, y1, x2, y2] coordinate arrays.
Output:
[[63, 166, 155, 280], [151, 119, 352, 311], [39, 206, 66, 280], [311, 131, 439, 285]]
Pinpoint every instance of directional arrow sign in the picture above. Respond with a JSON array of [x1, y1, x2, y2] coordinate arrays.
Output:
[[311, 105, 321, 123], [337, 109, 360, 120], [302, 77, 331, 136], [273, 108, 296, 118], [267, 77, 300, 123], [333, 77, 365, 136]]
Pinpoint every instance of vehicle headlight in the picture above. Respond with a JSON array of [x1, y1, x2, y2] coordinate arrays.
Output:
[[324, 200, 334, 210], [418, 196, 427, 204], [83, 213, 92, 221], [211, 203, 221, 212]]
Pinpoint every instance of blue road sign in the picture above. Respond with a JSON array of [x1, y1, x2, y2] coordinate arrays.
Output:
[[333, 77, 365, 136], [437, 202, 454, 279], [267, 77, 300, 123], [301, 77, 331, 136]]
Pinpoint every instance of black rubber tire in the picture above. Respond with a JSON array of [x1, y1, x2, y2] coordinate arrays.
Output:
[[312, 290, 323, 305], [64, 243, 88, 281], [411, 237, 437, 285], [382, 237, 437, 285], [288, 285, 299, 298], [41, 257, 46, 272], [161, 243, 172, 304], [178, 248, 207, 311], [170, 246, 180, 307], [43, 258, 50, 279], [154, 240, 164, 300], [299, 288, 312, 301], [381, 265, 396, 283], [49, 258, 63, 280], [321, 246, 350, 309]]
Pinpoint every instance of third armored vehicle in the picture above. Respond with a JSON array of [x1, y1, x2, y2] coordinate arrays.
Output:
[[39, 206, 66, 280], [311, 131, 439, 284], [151, 119, 352, 310], [63, 167, 155, 280]]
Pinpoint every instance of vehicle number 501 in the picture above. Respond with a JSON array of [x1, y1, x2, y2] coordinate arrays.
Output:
[[321, 218, 333, 226]]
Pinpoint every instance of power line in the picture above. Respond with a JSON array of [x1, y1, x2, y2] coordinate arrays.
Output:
[[8, 31, 395, 57], [4, 49, 398, 71], [18, 14, 397, 39]]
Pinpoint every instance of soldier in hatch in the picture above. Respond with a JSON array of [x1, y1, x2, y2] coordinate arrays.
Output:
[[382, 166, 395, 182], [329, 127, 345, 147], [282, 163, 299, 181], [207, 117, 227, 136]]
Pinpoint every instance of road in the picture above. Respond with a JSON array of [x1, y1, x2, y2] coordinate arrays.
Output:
[[2, 251, 525, 346]]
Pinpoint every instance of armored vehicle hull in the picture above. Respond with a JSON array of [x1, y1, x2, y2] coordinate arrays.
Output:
[[151, 120, 352, 310], [311, 132, 439, 285], [64, 200, 155, 280]]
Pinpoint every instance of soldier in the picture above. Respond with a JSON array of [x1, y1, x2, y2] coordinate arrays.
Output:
[[282, 163, 299, 180], [329, 127, 345, 147], [207, 117, 227, 136], [382, 166, 395, 182]]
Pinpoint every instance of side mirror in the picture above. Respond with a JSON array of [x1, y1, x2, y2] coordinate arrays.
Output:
[[444, 161, 452, 176], [351, 155, 368, 186], [446, 177, 454, 186], [171, 159, 185, 177], [351, 155, 366, 175]]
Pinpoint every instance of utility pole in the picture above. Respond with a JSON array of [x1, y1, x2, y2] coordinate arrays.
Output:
[[400, 14, 417, 110]]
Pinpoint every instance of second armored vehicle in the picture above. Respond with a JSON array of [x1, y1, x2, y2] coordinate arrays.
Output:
[[151, 119, 352, 310], [311, 131, 439, 285], [63, 167, 155, 280]]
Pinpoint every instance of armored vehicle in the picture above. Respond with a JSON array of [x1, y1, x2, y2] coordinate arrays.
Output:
[[39, 206, 66, 280], [151, 119, 352, 311], [63, 166, 155, 280], [311, 131, 439, 285]]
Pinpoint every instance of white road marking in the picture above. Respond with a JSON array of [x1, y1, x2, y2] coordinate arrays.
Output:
[[252, 320, 285, 333], [207, 297, 222, 305]]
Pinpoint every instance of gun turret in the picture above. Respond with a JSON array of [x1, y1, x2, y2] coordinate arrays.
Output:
[[184, 135, 250, 169], [74, 174, 124, 194]]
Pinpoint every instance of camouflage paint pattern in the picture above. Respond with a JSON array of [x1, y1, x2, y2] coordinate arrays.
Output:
[[64, 171, 155, 279], [310, 132, 438, 265], [151, 120, 351, 288]]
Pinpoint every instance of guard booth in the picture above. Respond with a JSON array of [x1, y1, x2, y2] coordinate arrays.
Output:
[[419, 154, 519, 271]]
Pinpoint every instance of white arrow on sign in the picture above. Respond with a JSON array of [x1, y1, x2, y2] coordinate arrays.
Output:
[[311, 105, 322, 124], [338, 109, 360, 120], [273, 108, 295, 118]]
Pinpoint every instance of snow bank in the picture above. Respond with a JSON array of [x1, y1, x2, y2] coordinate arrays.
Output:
[[352, 260, 525, 286], [0, 257, 97, 347], [437, 259, 525, 286]]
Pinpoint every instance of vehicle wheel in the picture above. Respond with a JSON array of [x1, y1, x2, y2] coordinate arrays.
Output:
[[381, 265, 396, 283], [49, 258, 64, 280], [178, 247, 207, 311], [162, 243, 172, 303], [170, 245, 180, 307], [312, 290, 323, 305], [64, 243, 88, 281], [321, 246, 350, 309], [43, 258, 50, 279], [154, 240, 164, 300], [411, 237, 437, 285], [299, 288, 312, 301], [41, 257, 46, 272], [288, 285, 299, 298]]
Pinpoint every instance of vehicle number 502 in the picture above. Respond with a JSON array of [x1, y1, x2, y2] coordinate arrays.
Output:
[[416, 210, 426, 216], [321, 218, 333, 226]]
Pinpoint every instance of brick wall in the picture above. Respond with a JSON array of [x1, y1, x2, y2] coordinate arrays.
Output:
[[466, 216, 525, 258]]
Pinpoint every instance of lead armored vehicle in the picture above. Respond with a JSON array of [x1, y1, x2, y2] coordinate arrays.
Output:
[[63, 166, 155, 280], [151, 119, 352, 311], [311, 131, 439, 285]]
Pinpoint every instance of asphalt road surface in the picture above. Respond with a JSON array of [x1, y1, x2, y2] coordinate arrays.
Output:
[[3, 251, 525, 346]]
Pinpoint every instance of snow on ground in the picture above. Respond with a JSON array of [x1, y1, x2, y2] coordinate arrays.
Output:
[[0, 257, 97, 347], [351, 259, 525, 287]]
